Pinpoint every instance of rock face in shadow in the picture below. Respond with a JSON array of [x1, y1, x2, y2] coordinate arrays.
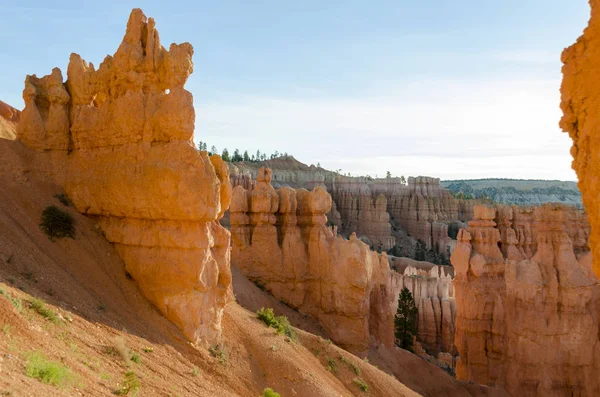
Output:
[[451, 204, 599, 397], [15, 8, 232, 346], [230, 167, 392, 353], [561, 0, 600, 280], [388, 257, 456, 357]]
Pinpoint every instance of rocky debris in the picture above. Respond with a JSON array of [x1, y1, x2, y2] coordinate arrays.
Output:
[[14, 8, 232, 346], [452, 204, 599, 396]]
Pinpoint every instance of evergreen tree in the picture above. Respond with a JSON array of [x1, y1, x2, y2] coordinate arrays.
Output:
[[394, 287, 418, 352], [386, 170, 392, 178], [232, 149, 242, 162], [243, 150, 250, 162], [210, 145, 218, 156], [197, 141, 207, 151], [256, 150, 261, 162], [399, 175, 407, 185], [221, 148, 230, 162]]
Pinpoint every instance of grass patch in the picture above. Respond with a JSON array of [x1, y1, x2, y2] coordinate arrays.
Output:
[[256, 307, 297, 341], [191, 367, 199, 377], [0, 288, 22, 311], [25, 352, 74, 387], [262, 388, 281, 397], [326, 357, 338, 374], [39, 205, 75, 241], [114, 371, 140, 396], [340, 355, 361, 375], [353, 378, 369, 392], [29, 298, 60, 324], [130, 352, 141, 364], [142, 347, 153, 353], [208, 344, 227, 365]]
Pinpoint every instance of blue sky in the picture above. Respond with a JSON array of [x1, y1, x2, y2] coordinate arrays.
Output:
[[0, 1, 590, 180]]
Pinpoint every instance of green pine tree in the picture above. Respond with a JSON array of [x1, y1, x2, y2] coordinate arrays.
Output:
[[394, 287, 418, 352]]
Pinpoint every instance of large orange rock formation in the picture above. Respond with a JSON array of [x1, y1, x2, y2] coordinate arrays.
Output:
[[15, 9, 232, 346], [451, 204, 599, 396], [0, 100, 20, 139], [561, 0, 600, 280]]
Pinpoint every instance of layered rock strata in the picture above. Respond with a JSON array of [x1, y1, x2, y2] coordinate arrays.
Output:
[[15, 9, 232, 346], [452, 204, 599, 396]]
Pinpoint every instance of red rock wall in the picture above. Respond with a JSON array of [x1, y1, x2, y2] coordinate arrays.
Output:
[[452, 204, 599, 396]]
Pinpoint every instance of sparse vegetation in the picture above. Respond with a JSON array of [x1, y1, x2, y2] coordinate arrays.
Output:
[[115, 371, 140, 396], [261, 388, 281, 397], [2, 324, 10, 336], [256, 307, 297, 341], [25, 351, 74, 387], [0, 288, 22, 311], [208, 344, 227, 365], [130, 352, 141, 364], [29, 298, 60, 324], [142, 347, 153, 353], [326, 357, 338, 374], [340, 355, 361, 375], [39, 205, 75, 241], [353, 378, 369, 392], [53, 193, 71, 207], [191, 367, 199, 377]]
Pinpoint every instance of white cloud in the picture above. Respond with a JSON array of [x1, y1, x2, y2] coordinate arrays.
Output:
[[194, 78, 577, 180]]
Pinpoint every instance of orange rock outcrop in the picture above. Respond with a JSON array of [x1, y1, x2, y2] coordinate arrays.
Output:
[[15, 9, 232, 346], [451, 204, 599, 396], [561, 0, 600, 279]]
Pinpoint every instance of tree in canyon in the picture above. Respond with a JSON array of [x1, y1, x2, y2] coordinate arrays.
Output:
[[394, 287, 418, 352]]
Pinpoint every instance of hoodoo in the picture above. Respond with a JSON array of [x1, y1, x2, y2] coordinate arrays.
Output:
[[15, 8, 232, 346]]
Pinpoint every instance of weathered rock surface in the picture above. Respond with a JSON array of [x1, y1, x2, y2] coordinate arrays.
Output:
[[561, 0, 600, 279], [452, 204, 599, 396], [15, 9, 232, 346], [388, 257, 456, 355], [231, 167, 394, 353], [0, 100, 20, 139]]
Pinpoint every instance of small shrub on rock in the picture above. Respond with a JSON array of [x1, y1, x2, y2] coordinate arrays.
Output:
[[39, 205, 75, 241]]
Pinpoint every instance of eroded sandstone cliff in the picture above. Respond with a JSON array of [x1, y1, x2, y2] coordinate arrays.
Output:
[[452, 204, 599, 396], [15, 9, 232, 346], [561, 0, 600, 279]]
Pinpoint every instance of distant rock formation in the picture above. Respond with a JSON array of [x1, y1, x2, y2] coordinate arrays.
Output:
[[442, 179, 583, 207], [451, 204, 599, 396], [15, 9, 232, 346], [0, 100, 20, 139], [561, 0, 600, 279], [388, 257, 456, 356]]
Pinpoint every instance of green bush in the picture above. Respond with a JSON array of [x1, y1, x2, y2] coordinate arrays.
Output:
[[39, 205, 75, 241], [115, 371, 140, 396], [25, 352, 74, 387], [256, 308, 297, 341], [353, 378, 369, 392], [30, 298, 60, 324], [261, 388, 280, 397]]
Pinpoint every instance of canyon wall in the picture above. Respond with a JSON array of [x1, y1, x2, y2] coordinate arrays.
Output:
[[560, 0, 600, 279], [452, 204, 599, 396], [230, 167, 456, 356], [15, 9, 232, 346], [0, 100, 20, 139]]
